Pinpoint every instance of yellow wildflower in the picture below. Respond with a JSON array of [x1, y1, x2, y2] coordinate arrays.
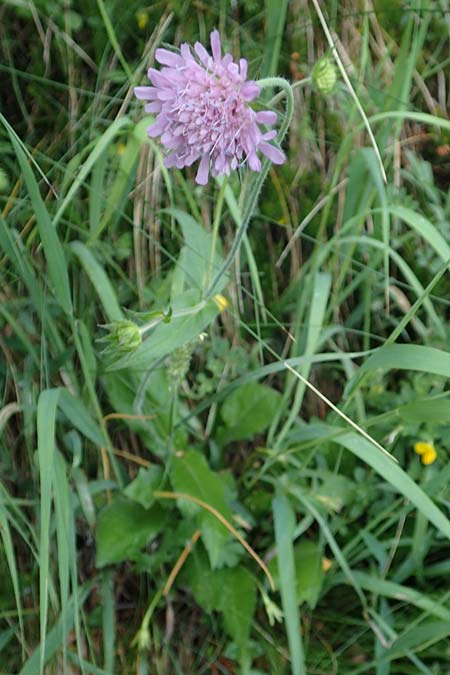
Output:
[[136, 9, 149, 30], [322, 557, 332, 572], [414, 441, 437, 465], [213, 294, 229, 313], [116, 142, 126, 156]]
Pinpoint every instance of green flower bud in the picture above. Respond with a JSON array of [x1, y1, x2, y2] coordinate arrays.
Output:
[[99, 320, 142, 355], [312, 56, 338, 95]]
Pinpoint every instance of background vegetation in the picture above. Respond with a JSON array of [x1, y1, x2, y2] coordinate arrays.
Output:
[[1, 0, 450, 672]]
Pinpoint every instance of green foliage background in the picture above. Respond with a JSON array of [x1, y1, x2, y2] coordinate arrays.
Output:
[[1, 0, 450, 673]]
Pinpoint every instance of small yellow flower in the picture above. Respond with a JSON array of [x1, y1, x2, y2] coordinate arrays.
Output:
[[422, 447, 437, 465], [117, 142, 126, 156], [322, 557, 332, 572], [136, 9, 148, 30], [414, 441, 437, 465], [213, 294, 229, 313]]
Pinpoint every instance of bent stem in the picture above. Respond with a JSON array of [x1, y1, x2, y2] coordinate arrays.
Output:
[[203, 77, 296, 300]]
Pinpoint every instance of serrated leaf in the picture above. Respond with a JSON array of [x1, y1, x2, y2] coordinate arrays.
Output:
[[96, 497, 165, 567], [184, 547, 256, 648], [184, 546, 223, 613], [218, 566, 257, 649], [123, 466, 164, 509], [219, 382, 281, 445], [171, 450, 233, 568]]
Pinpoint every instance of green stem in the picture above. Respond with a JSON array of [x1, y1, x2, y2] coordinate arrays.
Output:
[[207, 178, 227, 290], [203, 77, 295, 300]]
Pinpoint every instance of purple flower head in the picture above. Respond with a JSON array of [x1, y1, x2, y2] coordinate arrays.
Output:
[[134, 30, 286, 185]]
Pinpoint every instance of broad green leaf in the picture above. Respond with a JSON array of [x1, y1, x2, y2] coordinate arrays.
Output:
[[184, 546, 223, 612], [218, 566, 257, 650], [124, 466, 164, 509], [219, 382, 281, 445], [170, 450, 233, 568], [96, 497, 166, 567], [293, 541, 325, 609], [184, 547, 256, 650]]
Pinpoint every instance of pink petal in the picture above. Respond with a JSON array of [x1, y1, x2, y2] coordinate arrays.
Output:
[[240, 82, 260, 101], [145, 101, 161, 113], [194, 41, 210, 66], [147, 122, 164, 138], [262, 130, 277, 141], [256, 111, 277, 125], [155, 48, 180, 67], [180, 43, 193, 61], [210, 29, 221, 62], [134, 86, 157, 100], [239, 58, 248, 80], [248, 152, 261, 171], [196, 154, 210, 185], [259, 141, 286, 165]]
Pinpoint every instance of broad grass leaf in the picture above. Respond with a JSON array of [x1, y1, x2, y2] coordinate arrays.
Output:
[[37, 388, 61, 673], [70, 242, 123, 322], [20, 582, 92, 675], [96, 497, 166, 567], [219, 382, 281, 445], [382, 622, 450, 661], [53, 116, 132, 230], [333, 571, 450, 621], [347, 344, 450, 396], [273, 495, 306, 675], [166, 208, 226, 295], [269, 540, 325, 609], [6, 129, 72, 315], [399, 398, 450, 423], [58, 389, 103, 447]]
